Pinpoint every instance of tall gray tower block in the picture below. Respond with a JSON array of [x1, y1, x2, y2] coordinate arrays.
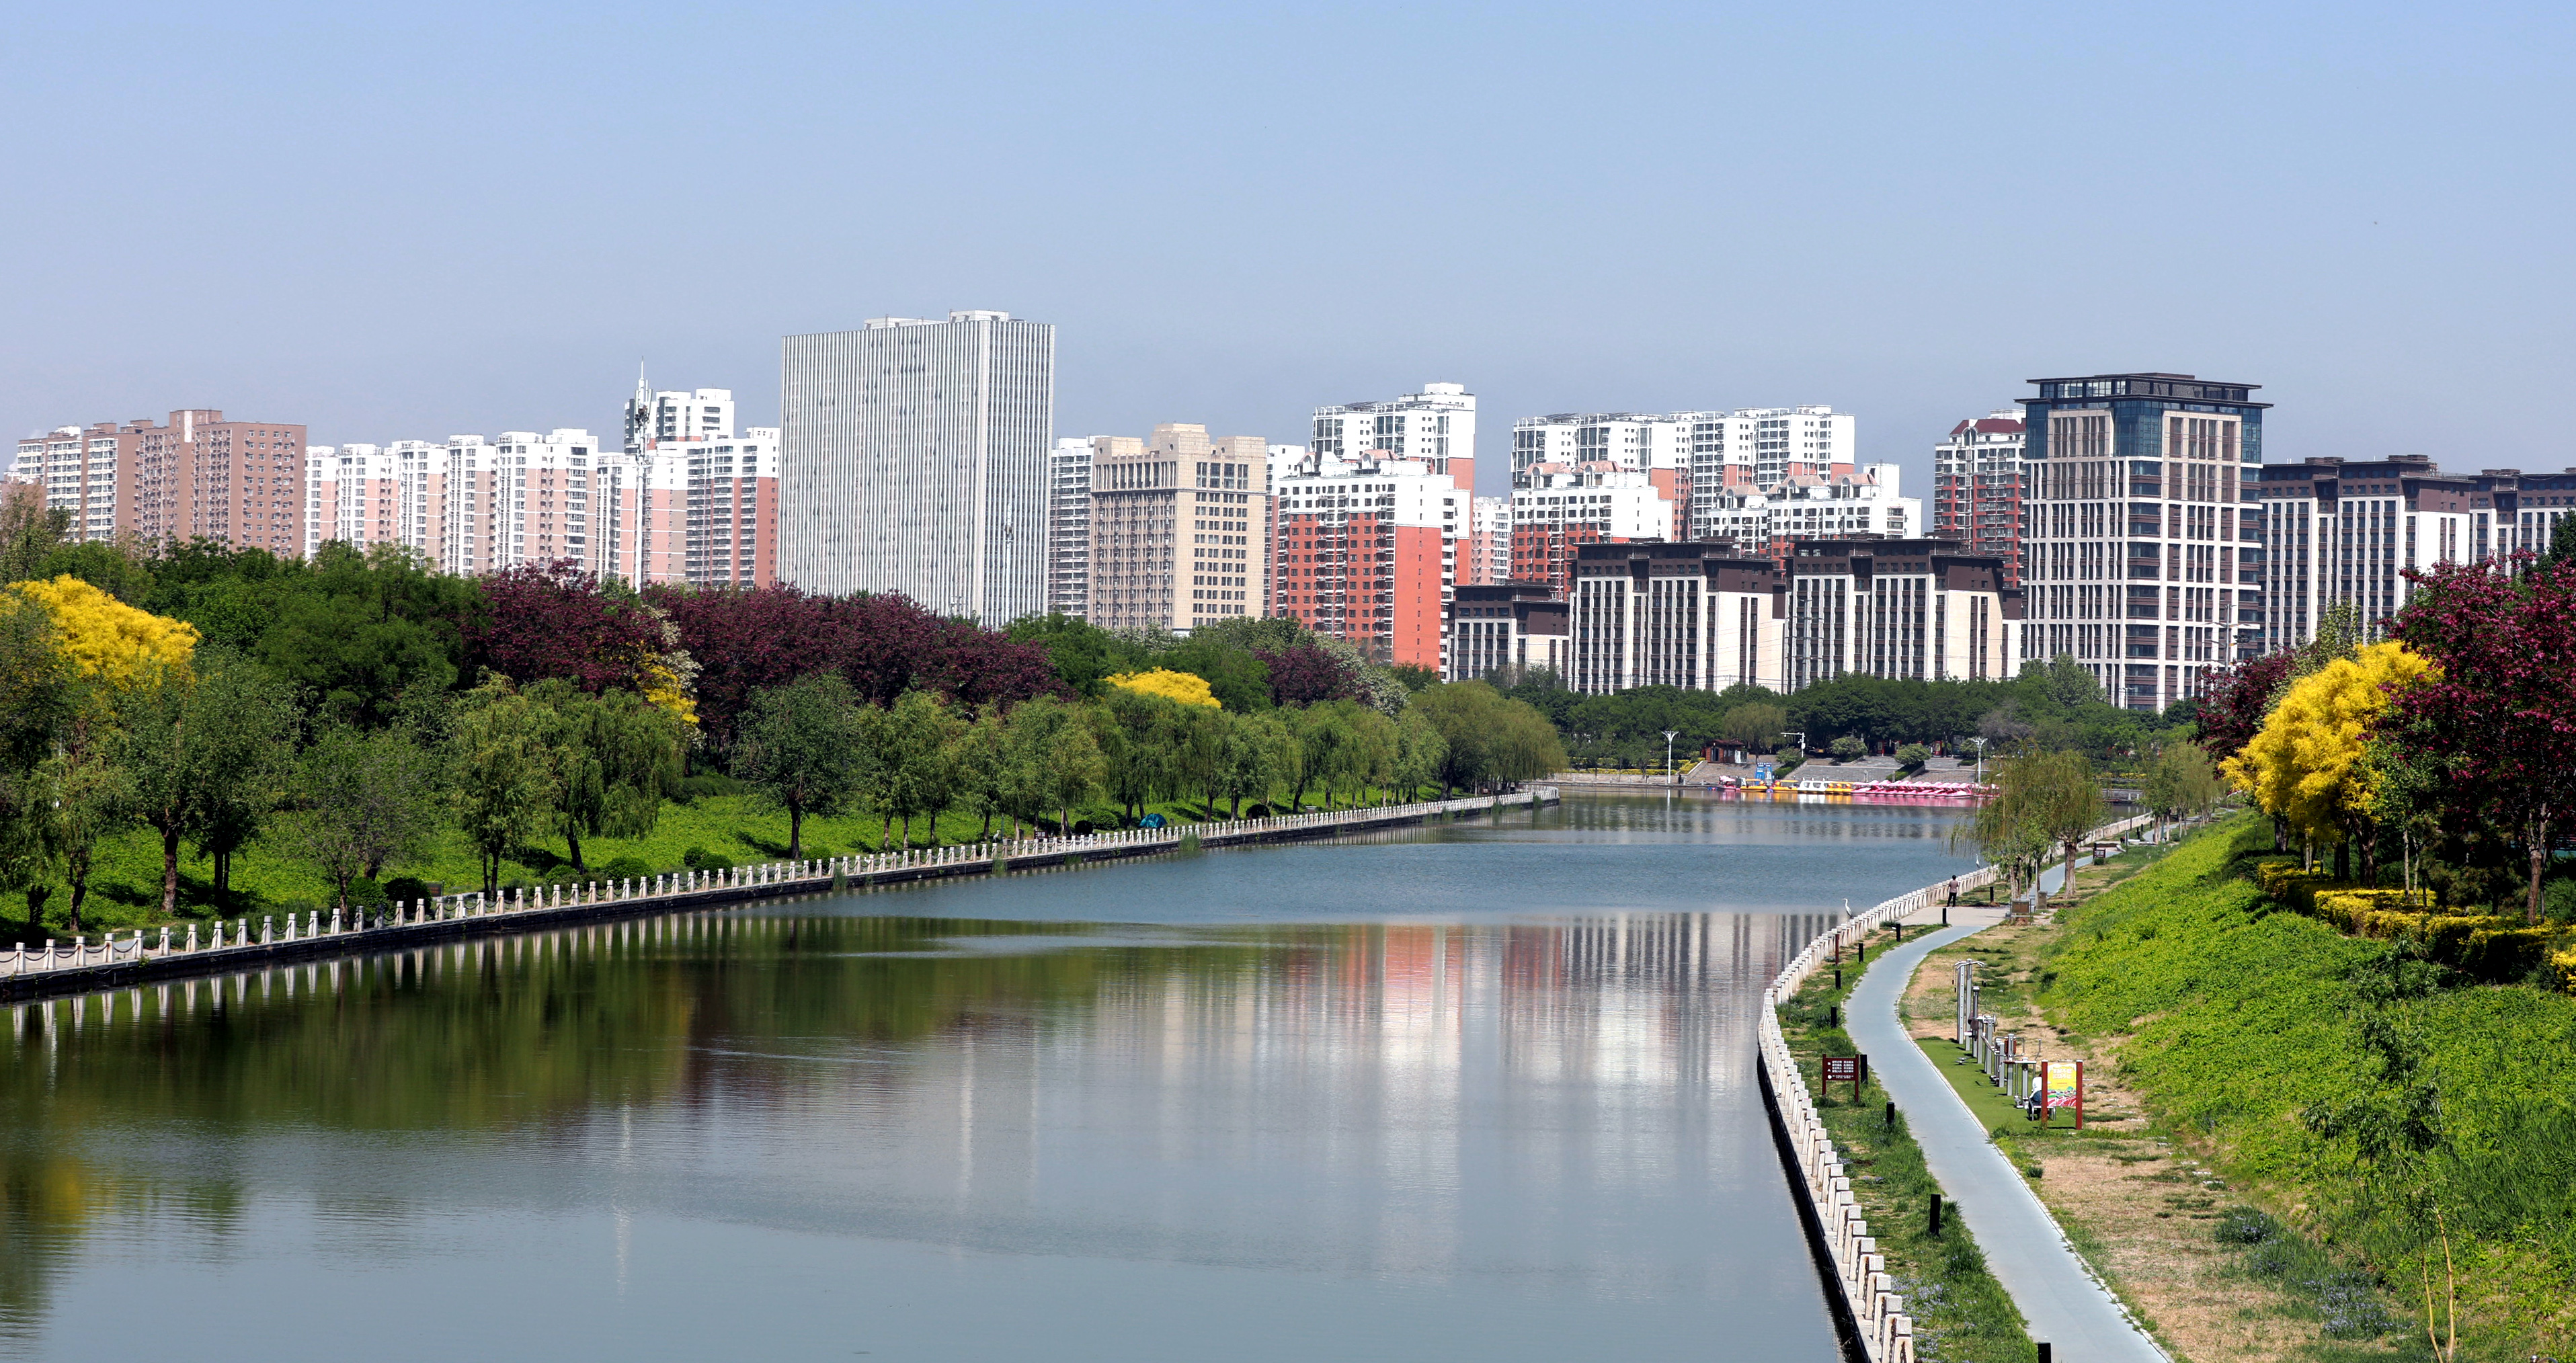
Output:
[[779, 311, 1053, 621]]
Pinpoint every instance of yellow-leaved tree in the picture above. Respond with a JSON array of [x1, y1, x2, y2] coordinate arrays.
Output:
[[1106, 668, 1220, 708], [8, 575, 198, 685], [2222, 638, 2430, 878]]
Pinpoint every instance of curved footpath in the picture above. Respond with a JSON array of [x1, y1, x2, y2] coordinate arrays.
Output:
[[1850, 864, 2169, 1363]]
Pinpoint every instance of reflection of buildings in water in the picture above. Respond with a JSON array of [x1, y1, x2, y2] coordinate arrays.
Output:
[[0, 908, 1835, 1299]]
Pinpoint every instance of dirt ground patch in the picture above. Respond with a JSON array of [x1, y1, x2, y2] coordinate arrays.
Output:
[[1889, 852, 2409, 1363]]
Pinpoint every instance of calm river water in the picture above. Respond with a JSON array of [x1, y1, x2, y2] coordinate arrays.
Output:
[[0, 794, 1974, 1361]]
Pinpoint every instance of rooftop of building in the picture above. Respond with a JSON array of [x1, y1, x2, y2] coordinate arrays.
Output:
[[2023, 373, 2269, 407]]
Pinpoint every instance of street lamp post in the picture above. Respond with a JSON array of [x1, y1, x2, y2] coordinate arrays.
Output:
[[1968, 736, 1988, 786], [1662, 729, 1681, 786]]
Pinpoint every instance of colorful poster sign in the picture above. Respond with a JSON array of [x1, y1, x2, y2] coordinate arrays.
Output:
[[2043, 1059, 2083, 1128]]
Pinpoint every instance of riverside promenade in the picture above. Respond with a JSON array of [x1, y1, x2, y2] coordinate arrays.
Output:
[[0, 786, 1558, 1003], [1758, 815, 2152, 1363], [1838, 833, 2168, 1363]]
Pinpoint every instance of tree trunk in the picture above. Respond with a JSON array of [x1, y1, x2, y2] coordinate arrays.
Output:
[[1059, 802, 1070, 837], [567, 827, 586, 873], [899, 813, 912, 850], [65, 874, 85, 931], [881, 811, 893, 852], [2060, 839, 2077, 910], [160, 826, 183, 919], [213, 849, 231, 899], [24, 886, 47, 932], [2529, 817, 2549, 925], [788, 804, 805, 861]]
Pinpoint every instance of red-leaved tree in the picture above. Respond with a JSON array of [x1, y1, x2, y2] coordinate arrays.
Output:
[[466, 561, 669, 694], [2384, 557, 2576, 922], [648, 584, 1061, 752], [1256, 645, 1355, 706], [2197, 649, 2295, 763]]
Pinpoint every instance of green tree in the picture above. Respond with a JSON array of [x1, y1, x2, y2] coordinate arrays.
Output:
[[2140, 740, 2224, 842], [882, 690, 964, 848], [951, 706, 1012, 841], [734, 674, 868, 860], [529, 680, 687, 872], [286, 725, 444, 915], [1720, 702, 1786, 757], [1002, 695, 1106, 835], [1411, 683, 1501, 796], [1984, 748, 2107, 908], [1099, 686, 1180, 823], [116, 654, 298, 917], [1392, 708, 1447, 803], [449, 677, 561, 896]]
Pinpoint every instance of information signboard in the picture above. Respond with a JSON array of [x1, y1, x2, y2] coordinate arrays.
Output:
[[2043, 1059, 2084, 1128], [1822, 1056, 1863, 1100]]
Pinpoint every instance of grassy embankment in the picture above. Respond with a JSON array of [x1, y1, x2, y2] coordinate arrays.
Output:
[[4, 780, 1451, 941], [1777, 946, 2038, 1362], [1918, 816, 2576, 1362]]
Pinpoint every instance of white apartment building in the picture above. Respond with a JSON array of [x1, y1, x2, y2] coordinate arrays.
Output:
[[440, 429, 602, 577], [623, 376, 736, 454], [1508, 466, 1679, 597], [1310, 382, 1476, 485], [1511, 406, 1857, 542], [1047, 437, 1092, 618], [1445, 582, 1568, 682], [1697, 464, 1919, 559], [1566, 542, 1785, 695], [1270, 446, 1468, 670], [1465, 495, 1512, 585], [780, 311, 1053, 622], [2017, 372, 2268, 711], [2253, 456, 2488, 653], [1782, 539, 2021, 692], [15, 425, 119, 541]]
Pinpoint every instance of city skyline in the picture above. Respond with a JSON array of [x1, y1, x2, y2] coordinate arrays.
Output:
[[11, 6, 2571, 505]]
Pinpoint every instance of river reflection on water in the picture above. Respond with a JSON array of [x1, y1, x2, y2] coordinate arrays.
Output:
[[0, 794, 1972, 1361]]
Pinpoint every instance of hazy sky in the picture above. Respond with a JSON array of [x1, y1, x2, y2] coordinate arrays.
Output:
[[9, 2, 2573, 500]]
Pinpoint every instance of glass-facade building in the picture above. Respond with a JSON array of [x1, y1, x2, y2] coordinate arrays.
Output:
[[2017, 372, 2267, 712]]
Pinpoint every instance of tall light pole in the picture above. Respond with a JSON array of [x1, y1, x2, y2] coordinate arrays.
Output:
[[1968, 736, 1988, 785], [1662, 729, 1681, 786]]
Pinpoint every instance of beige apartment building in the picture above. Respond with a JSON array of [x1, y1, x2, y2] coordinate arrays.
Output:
[[1086, 423, 1270, 633]]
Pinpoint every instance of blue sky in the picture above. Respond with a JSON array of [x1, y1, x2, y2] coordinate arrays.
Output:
[[8, 2, 2573, 499]]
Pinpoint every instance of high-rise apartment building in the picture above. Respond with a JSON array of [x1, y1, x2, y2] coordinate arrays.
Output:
[[622, 378, 737, 455], [779, 311, 1053, 622], [1047, 438, 1093, 618], [440, 430, 603, 577], [2251, 455, 2509, 653], [1463, 495, 1512, 585], [305, 440, 446, 561], [1932, 412, 2027, 585], [14, 410, 306, 553], [1085, 425, 1269, 634], [1696, 464, 1919, 563], [1506, 466, 1677, 597], [594, 427, 780, 587], [2017, 372, 2267, 711], [1271, 446, 1469, 669], [1311, 382, 1476, 482]]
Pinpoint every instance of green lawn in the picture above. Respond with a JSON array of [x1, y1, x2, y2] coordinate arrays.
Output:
[[9, 782, 1449, 941]]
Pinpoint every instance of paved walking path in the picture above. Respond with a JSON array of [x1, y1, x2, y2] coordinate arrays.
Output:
[[1845, 862, 2169, 1363]]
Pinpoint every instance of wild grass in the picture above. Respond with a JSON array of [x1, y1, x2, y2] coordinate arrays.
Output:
[[2041, 816, 2576, 1359], [1780, 964, 2038, 1362]]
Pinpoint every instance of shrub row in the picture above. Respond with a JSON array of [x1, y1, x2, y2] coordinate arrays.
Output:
[[2253, 859, 2565, 984]]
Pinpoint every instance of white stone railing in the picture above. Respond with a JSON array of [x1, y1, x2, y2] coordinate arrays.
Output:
[[0, 786, 1559, 983], [1757, 812, 2148, 1363]]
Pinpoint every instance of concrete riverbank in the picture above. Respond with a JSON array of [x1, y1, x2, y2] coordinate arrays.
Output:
[[0, 786, 1558, 1003]]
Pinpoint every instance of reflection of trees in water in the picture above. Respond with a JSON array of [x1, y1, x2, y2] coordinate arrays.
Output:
[[0, 908, 1806, 1336]]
